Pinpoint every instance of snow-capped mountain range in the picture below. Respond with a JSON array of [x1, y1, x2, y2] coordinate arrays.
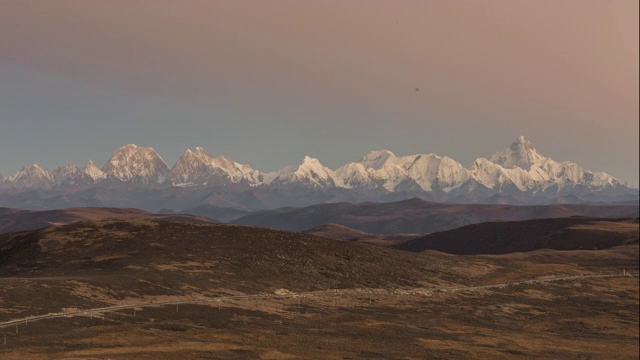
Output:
[[0, 137, 637, 209]]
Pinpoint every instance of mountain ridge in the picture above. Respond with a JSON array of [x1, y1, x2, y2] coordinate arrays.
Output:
[[1, 137, 637, 209], [0, 206, 218, 234], [231, 198, 640, 234]]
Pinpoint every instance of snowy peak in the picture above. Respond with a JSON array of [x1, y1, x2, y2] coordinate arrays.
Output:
[[489, 136, 547, 170], [102, 144, 170, 184], [424, 155, 470, 191], [51, 163, 84, 186], [333, 162, 378, 189], [171, 148, 210, 185], [170, 147, 262, 186], [338, 150, 469, 192], [6, 164, 54, 189], [83, 160, 106, 181], [300, 156, 326, 169], [269, 156, 335, 188], [296, 156, 332, 177], [359, 149, 397, 169], [469, 157, 533, 192], [0, 138, 634, 200], [475, 136, 625, 193]]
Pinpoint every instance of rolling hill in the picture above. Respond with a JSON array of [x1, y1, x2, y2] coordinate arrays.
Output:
[[0, 207, 218, 234], [232, 198, 639, 234], [303, 223, 421, 246], [0, 220, 435, 291]]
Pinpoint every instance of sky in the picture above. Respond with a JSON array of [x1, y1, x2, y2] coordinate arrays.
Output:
[[0, 0, 638, 185]]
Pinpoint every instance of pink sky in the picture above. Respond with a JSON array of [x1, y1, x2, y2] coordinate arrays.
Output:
[[0, 0, 638, 183]]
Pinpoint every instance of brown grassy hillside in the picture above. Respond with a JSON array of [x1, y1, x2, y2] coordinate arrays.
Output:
[[0, 220, 637, 359], [0, 207, 218, 234]]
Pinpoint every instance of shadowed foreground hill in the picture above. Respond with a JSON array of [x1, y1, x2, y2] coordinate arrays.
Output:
[[397, 217, 639, 255], [232, 198, 639, 234], [0, 207, 218, 234], [0, 220, 435, 292]]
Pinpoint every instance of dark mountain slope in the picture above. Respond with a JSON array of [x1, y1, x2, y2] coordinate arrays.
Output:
[[396, 217, 639, 255]]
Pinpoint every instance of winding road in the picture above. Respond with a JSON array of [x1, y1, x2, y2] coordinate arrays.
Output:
[[0, 272, 636, 330]]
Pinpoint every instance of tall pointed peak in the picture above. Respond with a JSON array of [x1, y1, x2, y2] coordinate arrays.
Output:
[[83, 159, 106, 181], [285, 156, 327, 172], [175, 147, 220, 168], [511, 135, 534, 150], [302, 155, 321, 163], [295, 156, 332, 173], [489, 136, 546, 170], [84, 159, 101, 170], [269, 155, 334, 188]]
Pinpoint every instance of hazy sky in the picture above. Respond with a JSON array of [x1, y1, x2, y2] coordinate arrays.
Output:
[[0, 0, 638, 184]]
